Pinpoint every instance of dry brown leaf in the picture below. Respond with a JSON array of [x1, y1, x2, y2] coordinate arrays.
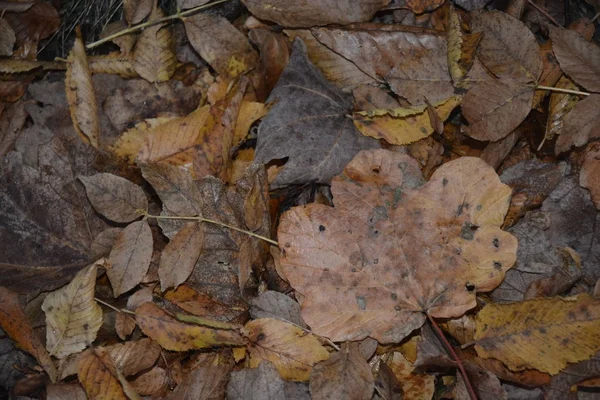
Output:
[[79, 173, 148, 224], [65, 28, 99, 148], [227, 361, 288, 399], [555, 94, 600, 154], [88, 55, 138, 78], [249, 291, 306, 328], [0, 18, 15, 56], [42, 261, 104, 358], [166, 366, 229, 399], [248, 29, 290, 99], [475, 294, 600, 374], [99, 21, 136, 56], [46, 383, 87, 400], [184, 13, 259, 79], [130, 366, 169, 396], [309, 343, 374, 400], [242, 0, 388, 27], [447, 7, 482, 88], [4, 2, 59, 57], [312, 26, 453, 106], [532, 40, 563, 109], [544, 76, 580, 142], [124, 0, 153, 24], [471, 10, 541, 83], [0, 98, 27, 157], [353, 96, 461, 145], [462, 79, 534, 141], [78, 348, 132, 400], [135, 302, 244, 351], [243, 318, 329, 381], [580, 142, 600, 210], [159, 221, 205, 291], [0, 286, 57, 382], [108, 220, 153, 297], [106, 338, 161, 377], [132, 8, 176, 83], [550, 26, 600, 93], [386, 352, 435, 400], [111, 117, 173, 164], [278, 149, 517, 343]]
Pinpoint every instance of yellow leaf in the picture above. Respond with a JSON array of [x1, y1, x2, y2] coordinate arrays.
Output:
[[353, 96, 461, 145], [475, 294, 600, 374], [242, 318, 329, 381], [42, 261, 104, 359], [135, 302, 244, 351], [78, 348, 133, 400]]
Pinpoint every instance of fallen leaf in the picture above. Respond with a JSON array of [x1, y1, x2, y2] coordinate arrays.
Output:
[[111, 117, 173, 164], [108, 220, 153, 297], [107, 338, 161, 376], [227, 361, 286, 399], [79, 173, 148, 224], [312, 26, 454, 105], [184, 13, 259, 79], [159, 222, 205, 291], [124, 0, 153, 24], [255, 38, 379, 188], [0, 287, 57, 382], [0, 18, 15, 56], [42, 261, 103, 358], [243, 318, 329, 381], [164, 285, 244, 322], [374, 362, 403, 400], [462, 78, 534, 141], [78, 348, 130, 400], [4, 2, 59, 57], [309, 343, 374, 400], [249, 291, 307, 328], [248, 29, 290, 99], [555, 94, 600, 154], [385, 351, 435, 400], [471, 10, 541, 83], [132, 8, 176, 83], [278, 149, 517, 342], [353, 96, 461, 145], [166, 366, 229, 400], [550, 27, 600, 93], [130, 366, 169, 396], [46, 383, 87, 400], [135, 302, 244, 351], [580, 142, 600, 210], [0, 99, 27, 157], [65, 28, 99, 148], [241, 0, 388, 27], [546, 351, 600, 400], [544, 76, 579, 143], [475, 294, 600, 374]]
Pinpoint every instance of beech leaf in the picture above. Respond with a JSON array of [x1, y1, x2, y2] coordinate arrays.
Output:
[[132, 8, 175, 83], [78, 348, 132, 400], [555, 94, 600, 154], [79, 173, 147, 223], [42, 261, 104, 358], [255, 38, 378, 188], [550, 27, 600, 93], [278, 149, 517, 342]]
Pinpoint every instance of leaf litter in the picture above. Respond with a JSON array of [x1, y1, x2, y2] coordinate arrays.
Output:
[[0, 0, 600, 398]]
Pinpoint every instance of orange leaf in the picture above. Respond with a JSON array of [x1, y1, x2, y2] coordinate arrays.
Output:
[[78, 348, 130, 400]]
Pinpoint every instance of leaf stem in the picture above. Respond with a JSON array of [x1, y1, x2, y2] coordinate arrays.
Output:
[[427, 314, 478, 400], [525, 0, 560, 26], [95, 297, 136, 315], [140, 210, 279, 246], [86, 0, 232, 50], [533, 85, 590, 97]]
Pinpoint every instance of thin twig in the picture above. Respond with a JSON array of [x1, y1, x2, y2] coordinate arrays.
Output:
[[95, 297, 136, 315], [533, 84, 590, 97], [427, 314, 478, 400], [526, 0, 561, 26], [140, 210, 279, 246], [86, 0, 232, 49]]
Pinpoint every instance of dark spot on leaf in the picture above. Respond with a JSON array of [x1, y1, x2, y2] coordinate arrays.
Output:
[[83, 323, 89, 331], [561, 338, 569, 346], [257, 333, 265, 341], [460, 222, 478, 240], [493, 261, 502, 270], [442, 178, 448, 186], [523, 329, 531, 337], [285, 242, 290, 248], [372, 167, 380, 174], [390, 293, 397, 300], [466, 283, 475, 292], [476, 204, 482, 211], [401, 272, 408, 279], [373, 258, 379, 264], [318, 225, 326, 232], [456, 203, 464, 216], [356, 296, 366, 310], [538, 327, 546, 334], [455, 247, 462, 255], [394, 305, 401, 311], [493, 238, 500, 248]]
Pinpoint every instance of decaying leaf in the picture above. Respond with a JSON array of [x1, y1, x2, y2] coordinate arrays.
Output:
[[475, 294, 600, 374], [108, 220, 153, 297], [227, 361, 287, 399], [309, 343, 374, 400], [580, 142, 600, 210], [132, 8, 176, 83], [78, 348, 133, 400], [555, 94, 600, 154], [135, 302, 244, 351], [255, 38, 379, 188], [124, 0, 153, 24], [278, 149, 517, 342], [42, 261, 103, 358], [65, 28, 99, 148], [167, 366, 229, 399], [243, 318, 329, 381], [79, 173, 148, 224], [241, 0, 388, 27], [550, 27, 600, 93], [159, 222, 205, 291]]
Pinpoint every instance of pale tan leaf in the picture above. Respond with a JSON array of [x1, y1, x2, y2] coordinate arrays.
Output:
[[78, 348, 129, 400], [129, 366, 169, 397], [66, 29, 99, 148], [124, 0, 153, 24], [47, 383, 87, 400], [132, 9, 176, 83], [309, 343, 374, 400], [111, 117, 173, 164], [135, 302, 244, 351], [107, 338, 161, 376], [89, 55, 138, 78], [166, 366, 229, 399], [544, 76, 580, 142], [241, 0, 389, 27], [550, 27, 600, 93], [471, 10, 541, 83], [42, 262, 103, 358], [243, 318, 329, 381], [555, 94, 600, 154], [108, 221, 153, 297], [99, 20, 136, 56], [79, 173, 148, 223], [462, 79, 534, 141], [159, 221, 204, 291], [184, 13, 259, 79]]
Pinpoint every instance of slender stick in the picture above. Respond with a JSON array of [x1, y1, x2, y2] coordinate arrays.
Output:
[[95, 297, 137, 315], [140, 210, 279, 246], [427, 314, 478, 400], [533, 84, 590, 97], [526, 0, 561, 27], [86, 0, 232, 50]]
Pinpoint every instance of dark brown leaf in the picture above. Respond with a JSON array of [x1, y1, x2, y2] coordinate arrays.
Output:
[[555, 94, 600, 154], [167, 366, 229, 400], [550, 27, 600, 93], [159, 222, 204, 291]]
